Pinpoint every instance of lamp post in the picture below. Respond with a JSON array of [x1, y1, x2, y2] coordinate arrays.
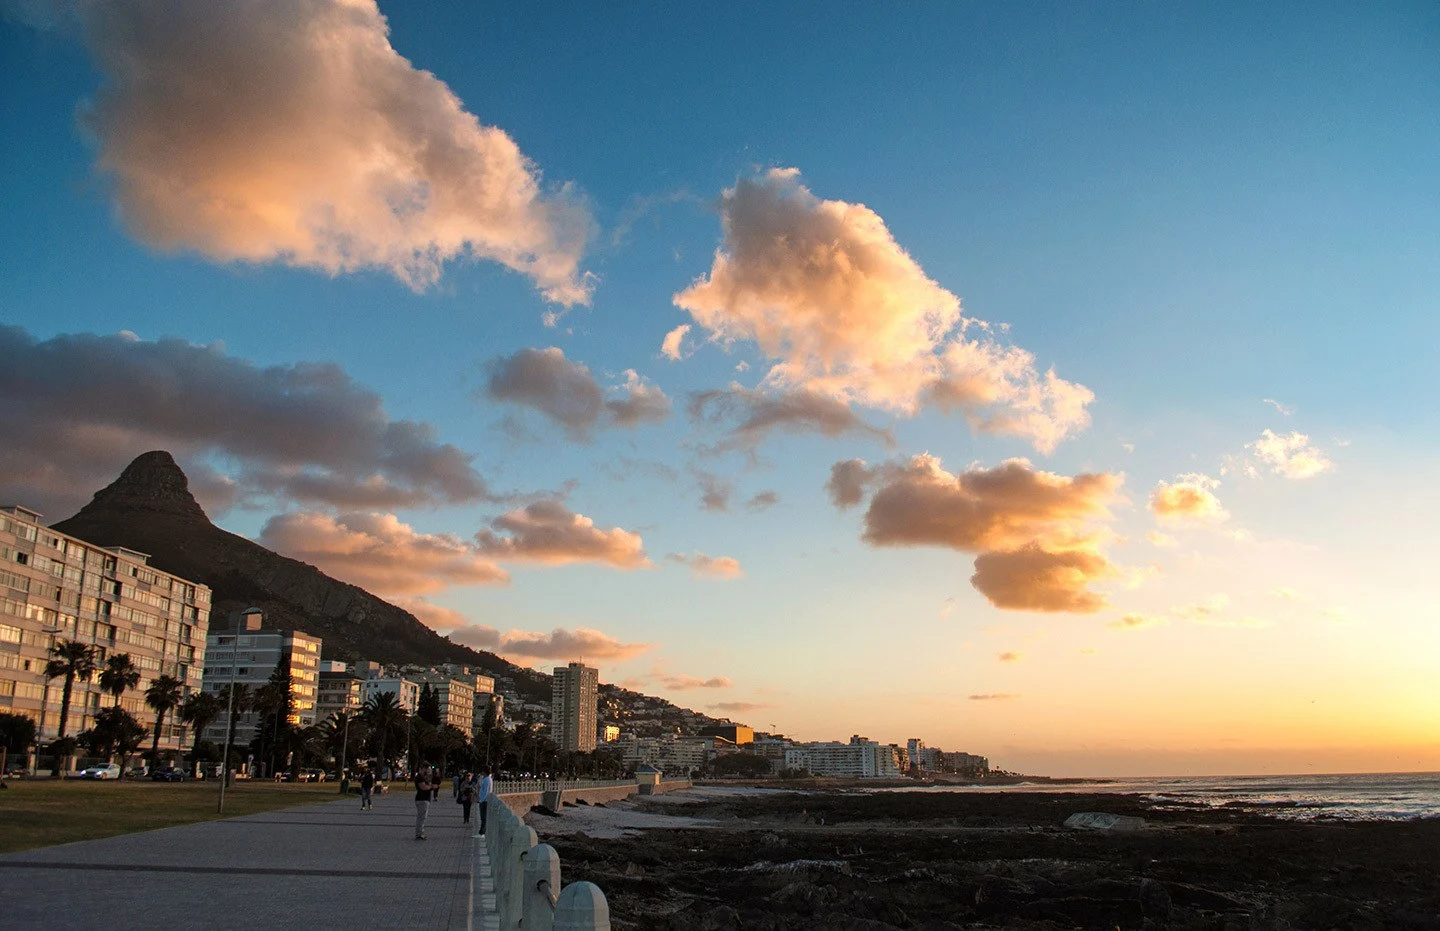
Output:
[[218, 608, 263, 814], [337, 709, 351, 793]]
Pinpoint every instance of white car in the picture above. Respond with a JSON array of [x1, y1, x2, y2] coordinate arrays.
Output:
[[79, 763, 121, 780]]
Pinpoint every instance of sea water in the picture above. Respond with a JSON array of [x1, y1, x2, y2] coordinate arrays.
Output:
[[894, 772, 1440, 821]]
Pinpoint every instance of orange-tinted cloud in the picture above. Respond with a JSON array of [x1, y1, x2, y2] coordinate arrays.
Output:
[[1107, 613, 1168, 631], [660, 324, 691, 361], [745, 490, 780, 512], [259, 511, 508, 595], [392, 597, 472, 631], [710, 701, 770, 714], [475, 500, 651, 569], [673, 168, 1092, 452], [997, 651, 1024, 662], [484, 347, 669, 439], [969, 693, 1020, 701], [449, 624, 651, 663], [61, 0, 591, 303], [1150, 473, 1228, 522], [662, 674, 733, 691], [833, 454, 1121, 613], [972, 545, 1115, 613], [667, 552, 744, 579]]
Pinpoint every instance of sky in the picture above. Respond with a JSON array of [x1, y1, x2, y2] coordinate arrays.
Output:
[[2, 1, 1438, 776]]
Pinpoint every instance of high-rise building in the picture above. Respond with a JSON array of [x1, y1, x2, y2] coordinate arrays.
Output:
[[550, 662, 598, 752], [0, 505, 211, 765], [200, 622, 321, 748]]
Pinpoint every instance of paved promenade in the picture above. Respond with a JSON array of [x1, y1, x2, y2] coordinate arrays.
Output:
[[0, 789, 489, 930]]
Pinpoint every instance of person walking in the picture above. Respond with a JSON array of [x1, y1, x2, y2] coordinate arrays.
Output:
[[458, 771, 475, 825], [452, 770, 462, 800], [359, 768, 376, 811], [413, 768, 435, 840], [476, 767, 494, 836]]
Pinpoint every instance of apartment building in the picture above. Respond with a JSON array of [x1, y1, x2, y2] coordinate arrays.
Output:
[[551, 662, 599, 752], [200, 619, 321, 747], [0, 505, 210, 760], [784, 735, 905, 778]]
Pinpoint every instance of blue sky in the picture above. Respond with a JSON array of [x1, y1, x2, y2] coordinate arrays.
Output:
[[2, 2, 1438, 774]]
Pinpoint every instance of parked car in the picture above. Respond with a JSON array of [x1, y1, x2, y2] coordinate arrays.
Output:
[[304, 769, 327, 782], [80, 763, 121, 780], [150, 767, 186, 782]]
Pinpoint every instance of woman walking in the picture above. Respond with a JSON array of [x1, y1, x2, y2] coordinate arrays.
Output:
[[458, 771, 476, 824]]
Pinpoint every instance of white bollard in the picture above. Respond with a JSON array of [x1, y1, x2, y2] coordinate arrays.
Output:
[[523, 843, 562, 931], [554, 881, 610, 931], [498, 822, 537, 931]]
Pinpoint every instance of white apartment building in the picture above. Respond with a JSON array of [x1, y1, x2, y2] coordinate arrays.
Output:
[[785, 735, 905, 778], [551, 662, 598, 752], [612, 733, 716, 775], [200, 620, 321, 746], [360, 676, 420, 713], [0, 505, 211, 761]]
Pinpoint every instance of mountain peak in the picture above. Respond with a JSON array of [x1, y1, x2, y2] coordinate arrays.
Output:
[[71, 450, 210, 524]]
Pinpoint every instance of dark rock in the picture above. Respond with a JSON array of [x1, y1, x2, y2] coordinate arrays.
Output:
[[699, 905, 742, 931], [974, 874, 1034, 912], [1140, 877, 1172, 918]]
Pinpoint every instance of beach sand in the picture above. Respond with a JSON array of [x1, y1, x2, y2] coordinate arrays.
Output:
[[529, 785, 1440, 929]]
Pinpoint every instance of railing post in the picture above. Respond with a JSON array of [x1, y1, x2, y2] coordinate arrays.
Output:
[[523, 842, 562, 931], [555, 881, 610, 931], [498, 822, 537, 930]]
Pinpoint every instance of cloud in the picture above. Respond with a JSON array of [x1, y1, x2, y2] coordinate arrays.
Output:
[[1172, 593, 1265, 627], [43, 0, 591, 303], [448, 624, 651, 663], [475, 500, 651, 569], [1107, 613, 1168, 631], [666, 552, 744, 579], [1145, 531, 1180, 548], [0, 326, 489, 518], [660, 324, 692, 361], [1271, 586, 1305, 602], [688, 384, 893, 451], [834, 454, 1121, 613], [661, 674, 733, 691], [972, 545, 1115, 613], [259, 511, 508, 594], [1149, 473, 1229, 523], [968, 693, 1020, 701], [710, 701, 770, 714], [484, 347, 669, 439], [939, 596, 956, 619], [393, 597, 473, 631], [745, 490, 780, 512], [673, 168, 1092, 452], [1263, 398, 1295, 417], [693, 470, 732, 512], [997, 651, 1024, 663], [1247, 429, 1334, 479], [1323, 607, 1355, 625]]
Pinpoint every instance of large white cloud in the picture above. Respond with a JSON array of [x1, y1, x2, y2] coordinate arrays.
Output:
[[1149, 473, 1229, 523], [50, 0, 592, 302], [674, 169, 1092, 452], [1247, 430, 1334, 479]]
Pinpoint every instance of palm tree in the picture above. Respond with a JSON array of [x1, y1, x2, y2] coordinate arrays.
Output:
[[179, 690, 222, 761], [99, 654, 141, 708], [44, 640, 97, 777], [144, 675, 184, 773], [218, 683, 253, 771], [359, 692, 407, 775]]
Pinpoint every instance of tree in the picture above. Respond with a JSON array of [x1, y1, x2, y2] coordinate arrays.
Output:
[[144, 675, 184, 771], [99, 654, 141, 708], [218, 683, 253, 782], [417, 683, 441, 726], [44, 639, 97, 777], [476, 701, 501, 770], [431, 724, 469, 777], [252, 660, 295, 777], [360, 692, 407, 774], [0, 711, 38, 775], [711, 752, 773, 777], [78, 707, 147, 777], [322, 711, 367, 772], [179, 690, 222, 760]]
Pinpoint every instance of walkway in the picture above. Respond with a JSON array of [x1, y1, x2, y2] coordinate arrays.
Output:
[[0, 789, 490, 930]]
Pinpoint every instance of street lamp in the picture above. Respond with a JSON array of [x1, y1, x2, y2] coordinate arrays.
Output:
[[218, 607, 262, 814]]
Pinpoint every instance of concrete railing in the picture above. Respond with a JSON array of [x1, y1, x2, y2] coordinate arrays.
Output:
[[481, 789, 610, 931]]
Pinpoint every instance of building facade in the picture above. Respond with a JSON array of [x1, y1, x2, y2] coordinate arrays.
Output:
[[551, 662, 599, 752], [200, 625, 321, 747], [784, 735, 905, 778], [0, 505, 211, 761], [315, 668, 365, 723], [360, 676, 420, 713]]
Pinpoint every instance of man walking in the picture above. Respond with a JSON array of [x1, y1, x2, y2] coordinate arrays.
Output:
[[359, 768, 376, 810], [413, 768, 435, 840], [476, 767, 494, 836]]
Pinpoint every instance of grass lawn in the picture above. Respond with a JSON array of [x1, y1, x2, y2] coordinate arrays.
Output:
[[0, 778, 340, 854]]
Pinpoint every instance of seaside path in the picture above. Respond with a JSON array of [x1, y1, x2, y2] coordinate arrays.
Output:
[[0, 787, 491, 930]]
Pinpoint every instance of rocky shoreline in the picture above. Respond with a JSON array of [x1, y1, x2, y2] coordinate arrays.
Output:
[[538, 787, 1440, 930]]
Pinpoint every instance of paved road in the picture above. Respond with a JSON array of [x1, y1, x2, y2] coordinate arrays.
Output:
[[0, 789, 488, 929]]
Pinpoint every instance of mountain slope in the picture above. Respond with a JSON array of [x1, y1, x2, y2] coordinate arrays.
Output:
[[51, 451, 553, 702]]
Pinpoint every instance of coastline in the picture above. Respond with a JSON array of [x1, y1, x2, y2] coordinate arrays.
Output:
[[536, 785, 1440, 929]]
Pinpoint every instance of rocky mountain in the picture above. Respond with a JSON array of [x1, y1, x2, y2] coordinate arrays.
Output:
[[52, 451, 556, 702]]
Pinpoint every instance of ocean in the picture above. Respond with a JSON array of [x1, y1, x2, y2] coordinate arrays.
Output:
[[898, 772, 1440, 821]]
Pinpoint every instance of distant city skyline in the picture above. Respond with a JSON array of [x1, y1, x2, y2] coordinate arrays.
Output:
[[2, 2, 1437, 775]]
